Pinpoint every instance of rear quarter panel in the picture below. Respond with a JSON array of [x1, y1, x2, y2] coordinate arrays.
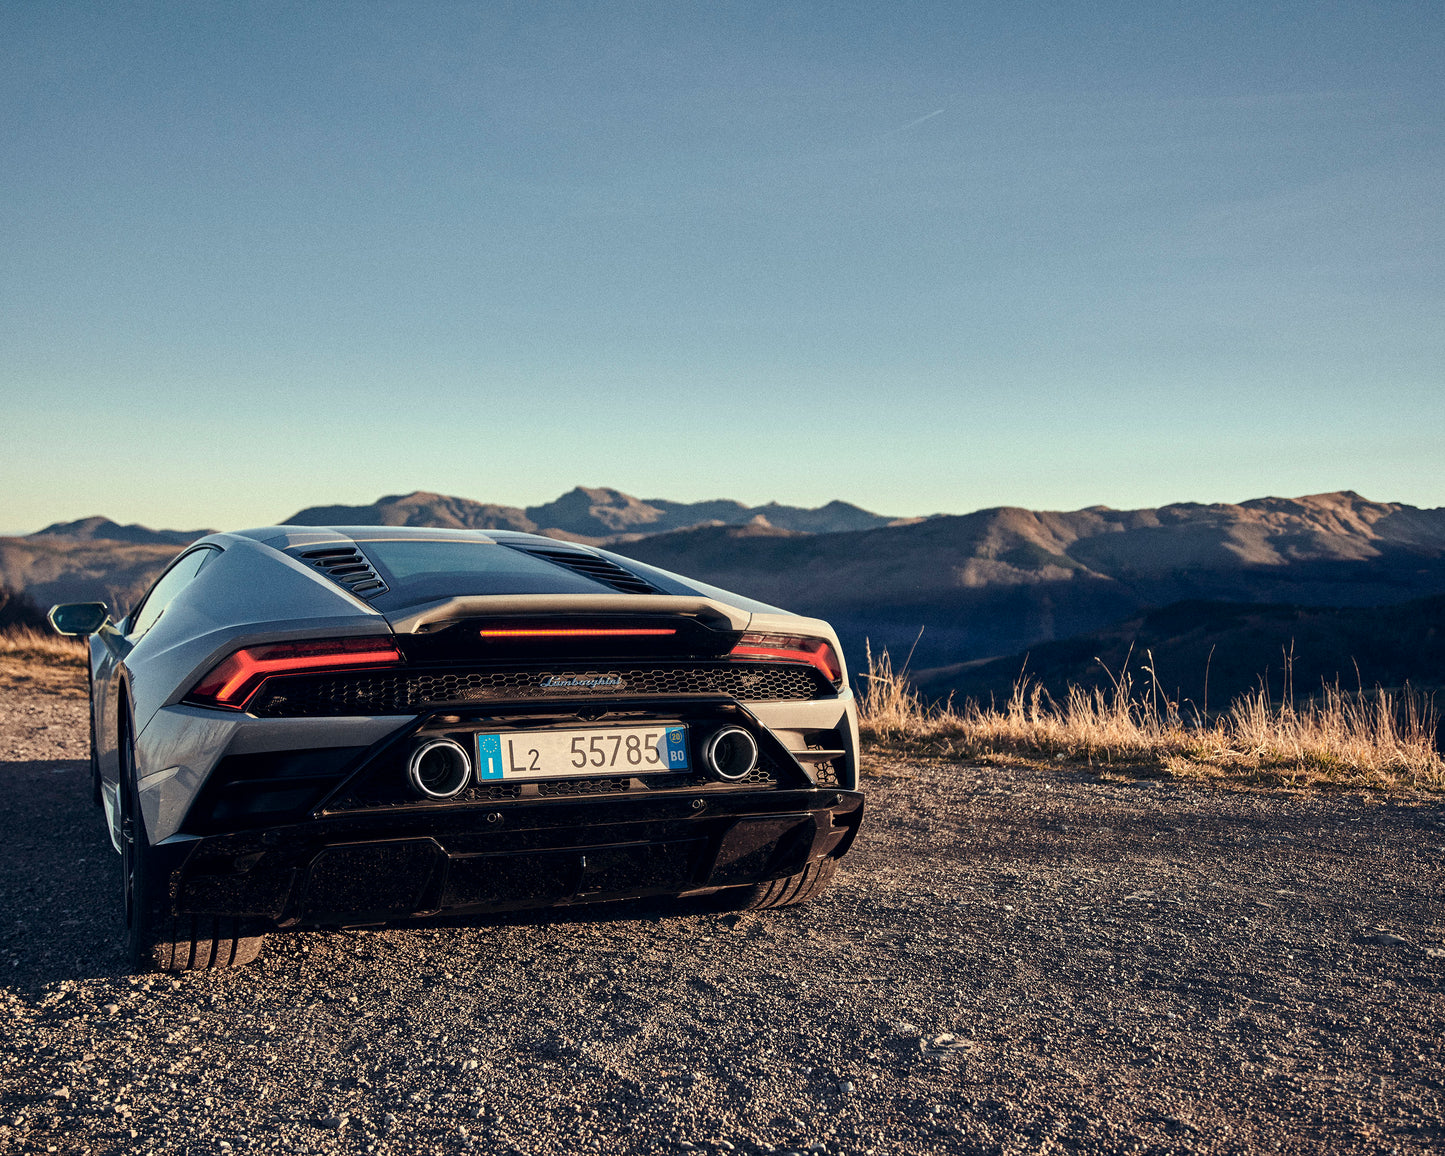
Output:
[[124, 536, 389, 739]]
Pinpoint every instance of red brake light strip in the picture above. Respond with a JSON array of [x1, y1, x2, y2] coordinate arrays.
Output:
[[207, 647, 400, 702], [477, 628, 677, 638], [189, 638, 401, 710]]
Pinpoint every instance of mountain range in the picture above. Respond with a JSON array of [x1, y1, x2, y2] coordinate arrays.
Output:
[[285, 487, 906, 542], [0, 488, 905, 609], [30, 515, 214, 547], [613, 490, 1445, 669], [5, 488, 1445, 705]]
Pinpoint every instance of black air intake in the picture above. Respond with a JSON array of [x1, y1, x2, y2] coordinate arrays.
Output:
[[297, 547, 389, 599], [505, 545, 660, 595], [247, 662, 830, 716]]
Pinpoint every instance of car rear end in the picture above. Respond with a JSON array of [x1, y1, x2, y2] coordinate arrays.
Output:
[[141, 531, 863, 947]]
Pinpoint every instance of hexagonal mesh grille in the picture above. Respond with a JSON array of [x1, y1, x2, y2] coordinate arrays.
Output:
[[248, 662, 829, 717], [535, 776, 632, 798]]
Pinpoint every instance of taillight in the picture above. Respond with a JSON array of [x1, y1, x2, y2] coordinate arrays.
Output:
[[729, 632, 843, 686], [186, 637, 402, 711]]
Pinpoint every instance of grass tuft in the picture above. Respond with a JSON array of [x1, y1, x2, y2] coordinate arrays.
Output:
[[858, 642, 1444, 792], [0, 626, 87, 662], [0, 626, 88, 695]]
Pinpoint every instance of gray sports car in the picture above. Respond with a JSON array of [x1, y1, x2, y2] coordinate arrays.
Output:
[[48, 526, 864, 972]]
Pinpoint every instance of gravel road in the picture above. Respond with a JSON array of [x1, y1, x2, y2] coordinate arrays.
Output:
[[2, 685, 1443, 1156]]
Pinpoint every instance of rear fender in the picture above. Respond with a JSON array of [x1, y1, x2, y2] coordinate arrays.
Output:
[[101, 685, 136, 855]]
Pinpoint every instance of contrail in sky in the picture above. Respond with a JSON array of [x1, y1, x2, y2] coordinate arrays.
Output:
[[885, 108, 946, 136]]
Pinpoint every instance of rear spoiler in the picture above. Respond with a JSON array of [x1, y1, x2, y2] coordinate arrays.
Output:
[[386, 594, 753, 635]]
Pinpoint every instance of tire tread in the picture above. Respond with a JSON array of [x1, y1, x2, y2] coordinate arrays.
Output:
[[143, 912, 265, 972], [727, 857, 839, 910]]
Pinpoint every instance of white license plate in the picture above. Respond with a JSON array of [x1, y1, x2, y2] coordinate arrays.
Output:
[[475, 725, 689, 781]]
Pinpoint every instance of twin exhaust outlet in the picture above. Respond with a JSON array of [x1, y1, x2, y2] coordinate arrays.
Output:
[[405, 726, 760, 799]]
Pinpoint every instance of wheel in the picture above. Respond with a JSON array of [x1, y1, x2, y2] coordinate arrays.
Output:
[[118, 722, 266, 972], [715, 857, 840, 911]]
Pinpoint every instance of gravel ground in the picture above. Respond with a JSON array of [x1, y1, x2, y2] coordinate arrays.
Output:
[[2, 685, 1443, 1156]]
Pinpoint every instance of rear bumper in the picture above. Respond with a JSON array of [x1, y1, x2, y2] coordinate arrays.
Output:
[[156, 788, 864, 928]]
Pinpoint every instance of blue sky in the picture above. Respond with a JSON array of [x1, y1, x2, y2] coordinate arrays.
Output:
[[2, 2, 1441, 531]]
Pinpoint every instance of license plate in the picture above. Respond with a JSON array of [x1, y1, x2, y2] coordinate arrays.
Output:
[[475, 725, 689, 780]]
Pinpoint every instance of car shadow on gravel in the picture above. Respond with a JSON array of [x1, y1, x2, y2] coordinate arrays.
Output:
[[0, 750, 793, 986], [0, 756, 130, 988], [340, 888, 771, 940]]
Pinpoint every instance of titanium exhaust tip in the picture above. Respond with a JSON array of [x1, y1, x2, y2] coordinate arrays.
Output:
[[702, 726, 759, 781], [407, 739, 472, 799]]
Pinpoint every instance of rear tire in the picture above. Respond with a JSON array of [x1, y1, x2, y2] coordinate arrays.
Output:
[[717, 857, 840, 911], [143, 914, 267, 972], [119, 725, 265, 972]]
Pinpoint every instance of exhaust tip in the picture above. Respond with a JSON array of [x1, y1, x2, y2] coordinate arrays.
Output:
[[407, 739, 472, 799], [702, 726, 759, 781]]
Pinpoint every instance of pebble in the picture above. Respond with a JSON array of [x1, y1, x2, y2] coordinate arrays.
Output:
[[317, 1115, 346, 1130], [837, 1081, 855, 1094], [1373, 932, 1410, 946]]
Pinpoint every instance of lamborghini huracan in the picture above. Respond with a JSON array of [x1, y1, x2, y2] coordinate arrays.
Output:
[[48, 526, 864, 971]]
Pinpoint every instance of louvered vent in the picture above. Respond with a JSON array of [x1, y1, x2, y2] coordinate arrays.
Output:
[[298, 547, 389, 599], [506, 545, 660, 595]]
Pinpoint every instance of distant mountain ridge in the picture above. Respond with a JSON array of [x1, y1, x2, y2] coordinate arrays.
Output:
[[0, 486, 901, 608], [30, 516, 214, 547], [612, 490, 1445, 669], [284, 486, 903, 541], [6, 490, 1445, 697]]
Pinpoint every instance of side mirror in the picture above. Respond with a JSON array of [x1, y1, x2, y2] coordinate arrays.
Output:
[[48, 602, 110, 636]]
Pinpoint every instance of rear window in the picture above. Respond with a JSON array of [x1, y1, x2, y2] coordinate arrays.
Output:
[[360, 539, 612, 608]]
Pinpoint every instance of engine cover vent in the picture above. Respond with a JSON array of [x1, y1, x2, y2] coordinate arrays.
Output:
[[505, 545, 660, 595], [297, 546, 389, 599]]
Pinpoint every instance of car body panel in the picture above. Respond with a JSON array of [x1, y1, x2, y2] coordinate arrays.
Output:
[[134, 705, 412, 845], [127, 534, 390, 727]]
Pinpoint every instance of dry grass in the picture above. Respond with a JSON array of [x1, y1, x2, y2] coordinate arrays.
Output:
[[859, 643, 1445, 793], [0, 626, 87, 661], [0, 627, 88, 696]]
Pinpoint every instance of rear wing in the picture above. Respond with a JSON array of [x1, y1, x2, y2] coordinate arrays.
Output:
[[386, 594, 753, 635]]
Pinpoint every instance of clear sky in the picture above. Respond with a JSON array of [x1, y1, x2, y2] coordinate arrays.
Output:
[[2, 1, 1442, 532]]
